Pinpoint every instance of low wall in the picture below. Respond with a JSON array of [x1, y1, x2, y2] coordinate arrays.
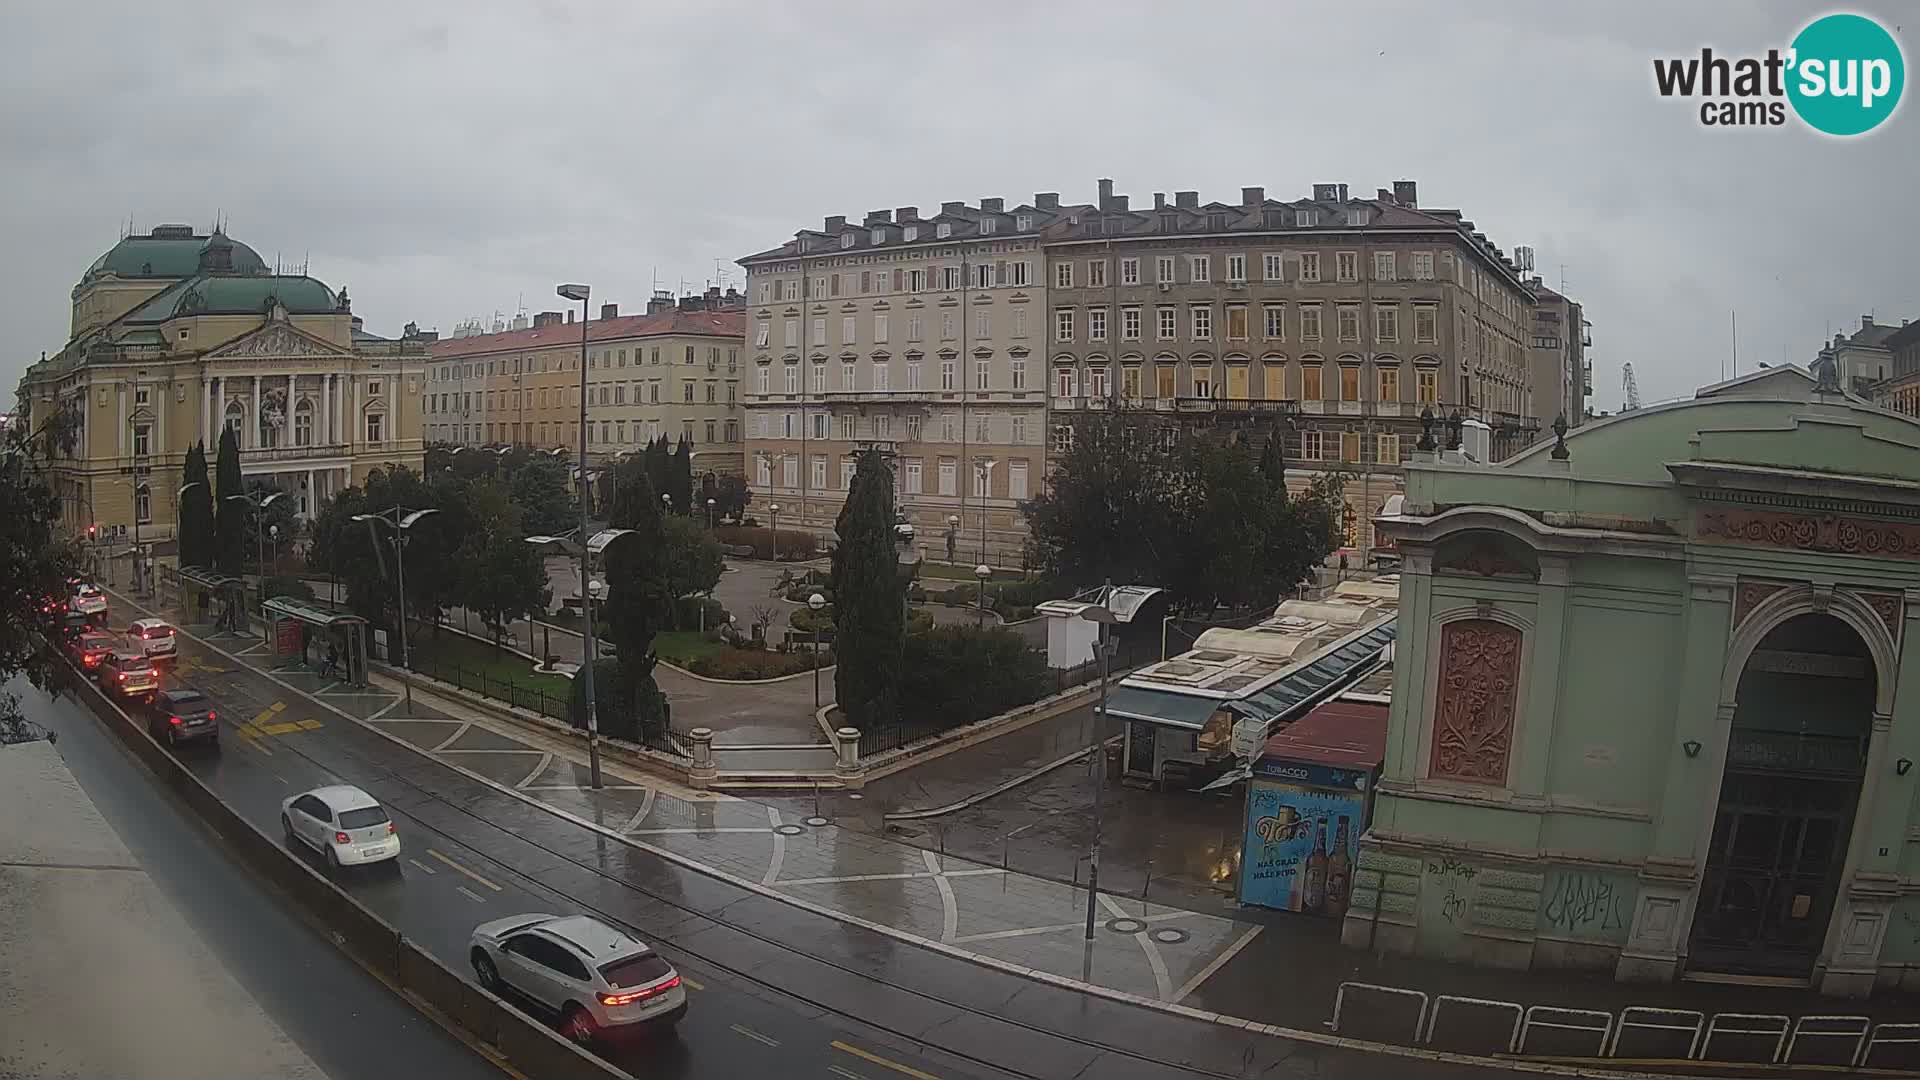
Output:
[[860, 681, 1102, 783], [57, 651, 634, 1080]]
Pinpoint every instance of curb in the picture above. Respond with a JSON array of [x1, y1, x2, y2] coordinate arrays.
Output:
[[882, 734, 1120, 821]]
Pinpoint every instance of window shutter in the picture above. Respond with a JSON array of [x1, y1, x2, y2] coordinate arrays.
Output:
[[893, 268, 904, 291]]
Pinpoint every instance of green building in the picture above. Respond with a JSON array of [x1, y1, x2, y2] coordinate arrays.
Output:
[[1346, 365, 1919, 997]]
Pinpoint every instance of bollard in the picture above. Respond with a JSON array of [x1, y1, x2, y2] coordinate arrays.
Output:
[[834, 726, 862, 787], [688, 726, 716, 788]]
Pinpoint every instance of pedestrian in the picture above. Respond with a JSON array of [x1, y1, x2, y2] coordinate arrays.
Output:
[[323, 641, 340, 680]]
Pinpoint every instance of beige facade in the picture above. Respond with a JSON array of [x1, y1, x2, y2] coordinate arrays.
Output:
[[1046, 179, 1550, 552], [14, 225, 428, 550], [739, 197, 1073, 566], [427, 294, 744, 478], [1527, 282, 1588, 430]]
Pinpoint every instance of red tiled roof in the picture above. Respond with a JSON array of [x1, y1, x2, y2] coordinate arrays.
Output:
[[429, 310, 744, 358], [1258, 699, 1387, 772]]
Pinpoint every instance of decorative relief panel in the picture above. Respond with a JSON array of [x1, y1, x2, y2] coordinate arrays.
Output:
[[1429, 619, 1523, 786], [1733, 579, 1790, 629], [1698, 507, 1920, 561], [1434, 539, 1538, 580], [1854, 589, 1904, 645]]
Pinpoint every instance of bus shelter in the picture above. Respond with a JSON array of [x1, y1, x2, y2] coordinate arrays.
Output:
[[162, 565, 249, 633], [263, 598, 371, 688]]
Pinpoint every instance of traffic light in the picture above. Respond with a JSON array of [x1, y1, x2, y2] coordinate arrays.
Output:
[[86, 524, 97, 542]]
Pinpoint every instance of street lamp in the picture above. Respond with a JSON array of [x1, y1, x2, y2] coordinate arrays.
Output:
[[225, 491, 286, 603], [975, 460, 996, 565], [352, 507, 440, 718], [662, 491, 671, 515], [946, 514, 960, 564], [1079, 586, 1120, 943], [769, 503, 781, 561], [974, 563, 991, 626], [558, 281, 606, 790], [808, 592, 826, 711], [269, 524, 280, 578], [706, 496, 716, 530]]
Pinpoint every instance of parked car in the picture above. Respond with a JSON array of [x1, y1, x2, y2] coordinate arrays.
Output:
[[98, 652, 160, 701], [280, 785, 400, 869], [70, 582, 108, 620], [128, 618, 177, 660], [57, 611, 93, 644], [469, 914, 686, 1045], [146, 688, 218, 747], [68, 631, 117, 671]]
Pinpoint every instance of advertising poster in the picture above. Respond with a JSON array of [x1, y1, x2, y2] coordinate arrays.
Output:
[[1241, 780, 1366, 916]]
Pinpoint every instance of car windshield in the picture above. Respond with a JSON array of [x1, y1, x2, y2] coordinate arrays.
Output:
[[75, 586, 100, 597], [337, 807, 389, 829], [599, 953, 672, 988], [167, 691, 207, 708], [115, 657, 148, 671]]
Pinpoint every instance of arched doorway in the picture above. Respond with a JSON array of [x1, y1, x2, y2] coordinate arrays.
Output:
[[1689, 613, 1876, 978]]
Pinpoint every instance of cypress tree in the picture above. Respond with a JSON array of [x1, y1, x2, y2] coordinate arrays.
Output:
[[832, 450, 904, 731], [214, 425, 246, 573], [179, 440, 214, 568]]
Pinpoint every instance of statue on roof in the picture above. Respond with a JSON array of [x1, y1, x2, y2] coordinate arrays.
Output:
[[336, 285, 351, 313], [1810, 348, 1841, 394], [1550, 412, 1570, 460]]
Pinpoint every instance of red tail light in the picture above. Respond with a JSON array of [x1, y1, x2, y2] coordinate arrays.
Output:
[[168, 716, 182, 726], [600, 975, 680, 1007], [207, 711, 216, 721], [387, 822, 398, 835], [334, 831, 351, 845]]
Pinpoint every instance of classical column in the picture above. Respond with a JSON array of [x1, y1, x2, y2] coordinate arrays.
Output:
[[251, 375, 262, 449], [320, 373, 333, 445], [306, 468, 316, 516], [346, 376, 357, 446], [116, 383, 127, 455]]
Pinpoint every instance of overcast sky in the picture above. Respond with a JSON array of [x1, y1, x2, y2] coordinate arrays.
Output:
[[5, 1, 1913, 411]]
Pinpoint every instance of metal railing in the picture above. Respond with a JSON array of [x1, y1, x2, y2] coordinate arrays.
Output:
[[403, 647, 570, 723]]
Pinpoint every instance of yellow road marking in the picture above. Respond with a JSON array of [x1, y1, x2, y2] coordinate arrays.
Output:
[[831, 1042, 942, 1080], [258, 718, 323, 736], [297, 718, 322, 731], [426, 848, 502, 892], [729, 1024, 779, 1047], [679, 975, 704, 991]]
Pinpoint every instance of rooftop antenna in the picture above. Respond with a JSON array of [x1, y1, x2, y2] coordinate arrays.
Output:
[[1730, 310, 1738, 379], [1559, 263, 1567, 292]]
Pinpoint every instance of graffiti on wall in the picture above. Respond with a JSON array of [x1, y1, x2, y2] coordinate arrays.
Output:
[[1539, 869, 1635, 943]]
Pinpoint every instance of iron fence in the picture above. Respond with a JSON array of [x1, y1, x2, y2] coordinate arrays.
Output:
[[405, 648, 570, 723]]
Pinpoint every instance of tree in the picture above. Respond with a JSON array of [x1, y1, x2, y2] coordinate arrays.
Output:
[[899, 625, 1049, 731], [668, 435, 694, 515], [451, 447, 497, 482], [658, 516, 724, 628], [0, 424, 87, 725], [423, 442, 455, 476], [305, 466, 462, 642], [456, 479, 550, 646], [243, 478, 299, 571], [178, 440, 213, 568], [703, 472, 752, 523], [510, 457, 576, 536], [832, 450, 905, 731], [213, 425, 245, 573], [597, 464, 671, 744], [642, 436, 672, 508], [1021, 406, 1181, 589]]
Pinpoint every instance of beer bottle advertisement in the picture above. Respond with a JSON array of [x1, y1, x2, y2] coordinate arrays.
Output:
[[1239, 781, 1367, 915]]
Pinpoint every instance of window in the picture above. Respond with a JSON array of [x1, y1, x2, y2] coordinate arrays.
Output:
[[782, 455, 798, 487], [1088, 259, 1107, 288], [1011, 308, 1027, 338], [812, 411, 828, 439], [904, 459, 923, 492], [938, 312, 955, 341], [841, 315, 856, 344], [783, 318, 799, 345], [1411, 252, 1435, 280], [1120, 366, 1141, 399], [937, 222, 952, 239], [1340, 365, 1360, 401], [1089, 307, 1107, 342], [1298, 252, 1321, 283], [1302, 429, 1324, 460], [1377, 432, 1400, 464], [940, 360, 956, 390], [908, 314, 924, 342], [1157, 306, 1177, 340], [975, 359, 990, 389], [812, 456, 828, 489], [132, 423, 151, 457], [972, 262, 994, 289], [1156, 255, 1176, 283], [1341, 429, 1361, 462], [650, 382, 661, 403], [1155, 365, 1176, 399], [972, 459, 991, 497], [1414, 306, 1438, 343], [757, 282, 771, 304], [1263, 253, 1284, 281], [841, 458, 856, 490], [1226, 305, 1249, 341], [1417, 368, 1438, 403], [874, 314, 889, 343], [1120, 257, 1139, 285], [1189, 255, 1210, 283], [907, 360, 922, 390], [1263, 304, 1286, 341], [1336, 252, 1358, 282], [1009, 461, 1028, 500], [1374, 252, 1396, 281], [979, 217, 997, 235], [841, 233, 855, 250], [1010, 356, 1027, 389], [974, 413, 990, 443], [1121, 307, 1142, 341], [1016, 213, 1033, 231], [366, 412, 385, 443], [367, 380, 383, 397], [1375, 305, 1400, 344], [905, 413, 922, 441], [942, 265, 960, 290], [1190, 305, 1212, 341], [908, 268, 926, 292], [1010, 260, 1030, 287], [1379, 366, 1400, 402], [975, 310, 990, 339], [1011, 414, 1027, 443], [1337, 306, 1360, 343], [1191, 366, 1212, 399], [1088, 366, 1110, 399], [874, 361, 890, 391], [873, 413, 890, 438], [1303, 363, 1324, 400], [1055, 309, 1074, 342], [1226, 254, 1246, 282], [1296, 208, 1318, 227], [1055, 262, 1073, 289], [1050, 423, 1073, 453], [841, 361, 857, 390], [1055, 366, 1078, 398], [938, 458, 957, 495], [685, 381, 697, 402]]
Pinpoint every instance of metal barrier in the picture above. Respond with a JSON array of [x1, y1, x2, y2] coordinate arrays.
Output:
[[1699, 1012, 1789, 1064], [1606, 1007, 1705, 1060], [1422, 994, 1523, 1055], [1783, 1015, 1870, 1067], [1331, 982, 1428, 1045], [1519, 1005, 1613, 1059], [1863, 1022, 1920, 1070]]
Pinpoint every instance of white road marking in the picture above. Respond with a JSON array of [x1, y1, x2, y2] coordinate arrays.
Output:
[[516, 752, 553, 789], [622, 787, 656, 832], [925, 850, 959, 944], [407, 857, 438, 875], [456, 885, 487, 903], [1102, 894, 1172, 1001], [763, 805, 785, 887], [779, 868, 1002, 887], [729, 1023, 779, 1047], [429, 721, 472, 751], [950, 909, 1193, 945], [367, 700, 401, 722], [1171, 925, 1263, 1005]]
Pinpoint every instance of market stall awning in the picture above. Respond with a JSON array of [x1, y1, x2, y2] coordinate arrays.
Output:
[[1230, 621, 1397, 725], [1096, 684, 1222, 730]]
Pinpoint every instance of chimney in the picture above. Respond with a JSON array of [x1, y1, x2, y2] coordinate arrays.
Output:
[[1377, 188, 1392, 202], [706, 285, 721, 301], [1393, 180, 1418, 207], [1097, 178, 1114, 209], [1862, 314, 1875, 330], [1153, 192, 1166, 210], [533, 311, 562, 328], [1312, 183, 1340, 201], [896, 206, 918, 222], [566, 310, 575, 324], [866, 209, 892, 225], [1175, 191, 1198, 209], [824, 214, 846, 230], [600, 303, 618, 321], [1034, 192, 1060, 210], [1337, 183, 1349, 201], [941, 201, 964, 215], [647, 290, 674, 315], [1241, 186, 1265, 205], [980, 197, 1003, 213], [1111, 195, 1129, 212]]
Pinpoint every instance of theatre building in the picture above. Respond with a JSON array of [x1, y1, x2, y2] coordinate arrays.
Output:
[[1346, 364, 1920, 996]]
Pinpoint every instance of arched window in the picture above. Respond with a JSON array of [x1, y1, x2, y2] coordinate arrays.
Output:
[[293, 399, 315, 447], [223, 400, 245, 440]]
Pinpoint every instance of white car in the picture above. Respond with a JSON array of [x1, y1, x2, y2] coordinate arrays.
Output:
[[470, 914, 686, 1045], [280, 785, 400, 869], [128, 618, 177, 659], [71, 583, 108, 618]]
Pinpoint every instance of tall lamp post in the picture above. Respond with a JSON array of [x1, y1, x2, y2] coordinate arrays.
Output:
[[557, 282, 604, 789], [974, 563, 991, 626], [1079, 587, 1119, 942], [224, 490, 286, 608], [768, 503, 781, 561], [808, 591, 826, 711], [352, 507, 439, 717], [706, 497, 716, 530]]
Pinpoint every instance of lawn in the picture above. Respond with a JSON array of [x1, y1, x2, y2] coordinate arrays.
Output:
[[917, 562, 1033, 583], [654, 630, 725, 666], [405, 625, 572, 702]]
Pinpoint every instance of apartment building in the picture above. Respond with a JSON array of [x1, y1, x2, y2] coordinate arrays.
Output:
[[1045, 179, 1548, 550], [1868, 318, 1920, 417], [426, 290, 745, 478], [738, 197, 1071, 566], [1528, 281, 1589, 430], [1814, 314, 1907, 398]]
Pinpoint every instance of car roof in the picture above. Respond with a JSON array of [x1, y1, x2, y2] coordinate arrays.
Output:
[[80, 632, 114, 643], [304, 784, 379, 811], [538, 915, 646, 960], [162, 688, 207, 701], [131, 618, 170, 629], [110, 652, 145, 662], [74, 583, 101, 593]]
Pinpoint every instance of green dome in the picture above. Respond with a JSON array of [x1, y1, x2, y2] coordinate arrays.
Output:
[[125, 275, 341, 323], [80, 226, 268, 285]]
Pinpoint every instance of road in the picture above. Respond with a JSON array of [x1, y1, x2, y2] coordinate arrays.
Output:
[[18, 676, 498, 1080], [60, 616, 1027, 1080]]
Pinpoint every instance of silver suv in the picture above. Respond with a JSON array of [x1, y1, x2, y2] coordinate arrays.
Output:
[[469, 913, 685, 1045]]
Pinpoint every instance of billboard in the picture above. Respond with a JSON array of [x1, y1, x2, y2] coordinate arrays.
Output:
[[1240, 779, 1365, 916]]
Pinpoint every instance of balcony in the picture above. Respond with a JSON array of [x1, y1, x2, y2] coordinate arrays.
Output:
[[240, 441, 350, 464], [818, 390, 940, 405], [1213, 398, 1299, 417]]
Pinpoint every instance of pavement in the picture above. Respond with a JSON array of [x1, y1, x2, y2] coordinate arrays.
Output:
[[3, 683, 493, 1080], [94, 580, 1547, 1080]]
